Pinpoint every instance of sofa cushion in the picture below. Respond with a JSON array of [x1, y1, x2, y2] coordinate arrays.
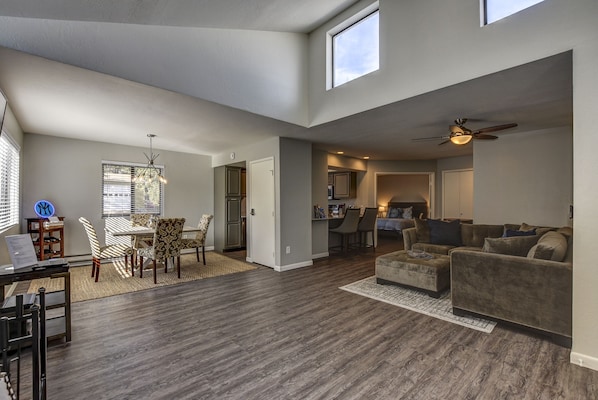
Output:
[[461, 224, 505, 247], [414, 218, 430, 243], [428, 219, 462, 246], [527, 231, 568, 262], [412, 242, 454, 255], [482, 235, 540, 257]]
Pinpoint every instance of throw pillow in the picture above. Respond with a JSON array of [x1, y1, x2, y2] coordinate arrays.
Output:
[[527, 231, 568, 261], [401, 206, 413, 219], [483, 235, 540, 257], [519, 222, 538, 231], [526, 244, 554, 260], [414, 218, 430, 243], [504, 228, 536, 237], [427, 219, 462, 246]]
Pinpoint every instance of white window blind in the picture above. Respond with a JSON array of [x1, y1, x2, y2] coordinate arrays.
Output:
[[102, 162, 163, 217], [0, 131, 20, 231]]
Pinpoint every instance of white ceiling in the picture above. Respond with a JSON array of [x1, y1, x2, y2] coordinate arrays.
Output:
[[0, 1, 573, 160]]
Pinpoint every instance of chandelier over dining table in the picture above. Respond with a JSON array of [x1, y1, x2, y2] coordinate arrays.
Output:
[[133, 134, 168, 184]]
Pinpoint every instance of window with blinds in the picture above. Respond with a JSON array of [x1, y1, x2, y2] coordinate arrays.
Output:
[[0, 131, 20, 231], [102, 162, 163, 217]]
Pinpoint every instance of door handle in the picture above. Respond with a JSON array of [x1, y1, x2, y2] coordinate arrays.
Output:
[[250, 208, 255, 216]]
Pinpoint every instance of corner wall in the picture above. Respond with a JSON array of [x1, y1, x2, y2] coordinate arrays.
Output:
[[22, 134, 213, 257]]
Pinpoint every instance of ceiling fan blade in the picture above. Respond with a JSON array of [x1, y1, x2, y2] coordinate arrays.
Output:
[[438, 139, 451, 145], [412, 136, 449, 142], [474, 133, 498, 140], [473, 123, 518, 134]]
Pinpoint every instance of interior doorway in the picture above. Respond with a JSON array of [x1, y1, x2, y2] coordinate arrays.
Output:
[[375, 172, 435, 218]]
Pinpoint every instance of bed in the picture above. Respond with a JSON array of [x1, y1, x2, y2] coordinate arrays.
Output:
[[377, 201, 428, 237]]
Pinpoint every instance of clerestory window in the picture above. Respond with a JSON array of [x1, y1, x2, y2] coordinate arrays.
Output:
[[328, 2, 379, 89], [483, 0, 545, 25]]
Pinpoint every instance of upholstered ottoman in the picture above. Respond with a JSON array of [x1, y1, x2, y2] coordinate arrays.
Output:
[[375, 250, 450, 298]]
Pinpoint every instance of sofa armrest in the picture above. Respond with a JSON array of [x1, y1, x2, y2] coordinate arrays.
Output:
[[403, 227, 417, 250], [450, 250, 572, 338]]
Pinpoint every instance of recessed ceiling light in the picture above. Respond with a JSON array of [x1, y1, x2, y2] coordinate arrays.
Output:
[[337, 151, 344, 154], [363, 156, 370, 159]]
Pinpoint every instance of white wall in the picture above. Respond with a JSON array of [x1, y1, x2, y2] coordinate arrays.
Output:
[[473, 128, 572, 227], [0, 18, 309, 126], [308, 0, 595, 127], [22, 134, 213, 257]]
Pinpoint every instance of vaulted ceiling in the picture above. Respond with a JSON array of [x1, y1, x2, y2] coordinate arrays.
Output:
[[0, 1, 572, 160]]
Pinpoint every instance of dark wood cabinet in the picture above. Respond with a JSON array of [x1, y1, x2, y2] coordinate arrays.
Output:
[[26, 217, 65, 261], [215, 166, 246, 251]]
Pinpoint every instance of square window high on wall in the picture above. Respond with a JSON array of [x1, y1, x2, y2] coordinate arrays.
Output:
[[482, 0, 545, 25], [327, 2, 379, 89]]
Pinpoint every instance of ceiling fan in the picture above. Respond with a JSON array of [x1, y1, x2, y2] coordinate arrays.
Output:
[[415, 118, 518, 145]]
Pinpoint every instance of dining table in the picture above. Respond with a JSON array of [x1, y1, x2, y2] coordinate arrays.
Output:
[[107, 225, 201, 237], [106, 224, 201, 272]]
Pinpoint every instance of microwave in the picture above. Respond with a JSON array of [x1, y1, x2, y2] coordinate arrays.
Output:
[[328, 184, 334, 200]]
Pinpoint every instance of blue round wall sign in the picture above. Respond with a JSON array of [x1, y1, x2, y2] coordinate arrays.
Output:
[[34, 200, 55, 218]]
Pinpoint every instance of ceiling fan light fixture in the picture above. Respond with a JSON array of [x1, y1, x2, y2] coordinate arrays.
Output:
[[450, 133, 472, 145]]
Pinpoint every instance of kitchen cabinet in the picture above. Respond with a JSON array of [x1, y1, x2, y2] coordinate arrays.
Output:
[[332, 172, 356, 198]]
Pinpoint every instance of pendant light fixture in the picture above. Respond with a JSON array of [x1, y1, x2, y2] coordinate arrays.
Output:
[[133, 134, 167, 184]]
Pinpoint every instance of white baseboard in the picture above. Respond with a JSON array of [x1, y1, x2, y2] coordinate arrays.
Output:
[[570, 351, 598, 371], [274, 260, 313, 272], [312, 252, 329, 259]]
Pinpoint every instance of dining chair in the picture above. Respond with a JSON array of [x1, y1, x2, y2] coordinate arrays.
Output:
[[329, 208, 361, 252], [357, 207, 378, 250], [137, 218, 185, 284], [130, 213, 155, 267], [78, 217, 133, 282], [180, 214, 213, 265]]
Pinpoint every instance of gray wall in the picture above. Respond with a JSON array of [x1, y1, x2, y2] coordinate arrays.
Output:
[[213, 136, 314, 270], [474, 128, 572, 227], [21, 134, 213, 257], [311, 148, 329, 258]]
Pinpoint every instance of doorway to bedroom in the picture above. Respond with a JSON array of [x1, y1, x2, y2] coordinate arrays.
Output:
[[375, 172, 435, 242]]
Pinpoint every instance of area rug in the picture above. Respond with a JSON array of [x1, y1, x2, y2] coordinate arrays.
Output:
[[339, 276, 496, 333], [28, 252, 257, 303]]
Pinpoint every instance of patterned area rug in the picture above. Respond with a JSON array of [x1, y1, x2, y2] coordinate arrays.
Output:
[[340, 276, 496, 333], [28, 251, 257, 303]]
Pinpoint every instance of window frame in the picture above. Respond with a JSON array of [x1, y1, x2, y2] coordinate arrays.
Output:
[[327, 1, 380, 90], [0, 129, 20, 232], [101, 160, 164, 218], [482, 0, 545, 25]]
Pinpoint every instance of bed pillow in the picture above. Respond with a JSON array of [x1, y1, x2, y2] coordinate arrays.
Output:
[[387, 207, 402, 218], [427, 219, 462, 246], [401, 206, 413, 219]]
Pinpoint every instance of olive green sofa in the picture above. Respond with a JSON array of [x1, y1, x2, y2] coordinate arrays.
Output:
[[402, 220, 573, 346]]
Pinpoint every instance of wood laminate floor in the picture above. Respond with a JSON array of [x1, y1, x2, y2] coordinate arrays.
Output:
[[16, 238, 598, 399]]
